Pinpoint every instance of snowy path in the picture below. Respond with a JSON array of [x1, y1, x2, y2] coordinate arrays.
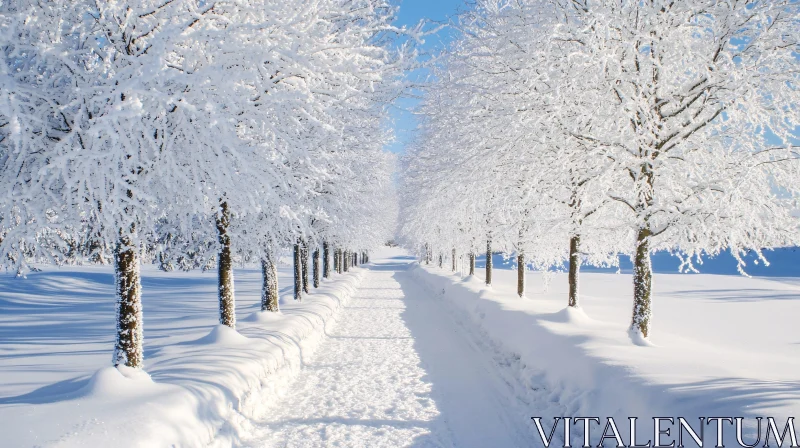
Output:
[[239, 255, 535, 447]]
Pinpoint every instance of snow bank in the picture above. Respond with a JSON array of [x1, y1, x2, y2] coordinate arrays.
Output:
[[0, 265, 364, 447], [410, 264, 800, 445]]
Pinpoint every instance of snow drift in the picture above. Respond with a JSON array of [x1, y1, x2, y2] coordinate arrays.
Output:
[[0, 265, 364, 447], [410, 264, 800, 446]]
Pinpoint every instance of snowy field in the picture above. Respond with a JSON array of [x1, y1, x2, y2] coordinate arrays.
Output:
[[414, 262, 800, 445], [2, 248, 799, 447], [0, 263, 364, 447]]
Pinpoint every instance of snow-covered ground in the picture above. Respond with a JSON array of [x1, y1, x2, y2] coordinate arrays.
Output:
[[0, 262, 364, 447], [237, 250, 536, 447], [413, 261, 800, 446], [3, 248, 799, 447]]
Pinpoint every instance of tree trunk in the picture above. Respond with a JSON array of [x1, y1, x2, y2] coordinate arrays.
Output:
[[568, 235, 581, 308], [485, 239, 492, 286], [517, 250, 525, 298], [631, 226, 653, 338], [323, 242, 330, 278], [301, 240, 309, 294], [343, 250, 349, 272], [293, 242, 302, 300], [438, 252, 443, 268], [425, 244, 430, 265], [216, 201, 235, 328], [452, 248, 457, 272], [113, 234, 143, 368], [260, 254, 279, 312], [469, 251, 475, 276], [313, 248, 320, 288], [333, 247, 339, 274]]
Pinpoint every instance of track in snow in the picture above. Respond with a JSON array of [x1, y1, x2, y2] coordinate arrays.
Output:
[[239, 255, 535, 447]]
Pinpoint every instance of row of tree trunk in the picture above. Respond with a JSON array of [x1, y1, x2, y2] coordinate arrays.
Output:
[[422, 235, 653, 336], [425, 239, 573, 300], [113, 205, 370, 369], [291, 242, 368, 301]]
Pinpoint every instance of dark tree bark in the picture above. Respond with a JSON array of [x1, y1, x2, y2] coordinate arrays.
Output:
[[313, 248, 320, 288], [216, 201, 235, 328], [343, 250, 349, 272], [293, 242, 302, 300], [333, 247, 339, 273], [452, 248, 457, 272], [568, 235, 581, 307], [113, 234, 143, 368], [485, 239, 492, 286], [301, 240, 309, 294], [323, 241, 330, 278], [517, 250, 525, 298], [469, 251, 476, 276], [631, 226, 653, 337], [438, 252, 443, 268], [261, 254, 279, 312]]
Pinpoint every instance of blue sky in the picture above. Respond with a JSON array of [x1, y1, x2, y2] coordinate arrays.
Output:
[[385, 0, 464, 154]]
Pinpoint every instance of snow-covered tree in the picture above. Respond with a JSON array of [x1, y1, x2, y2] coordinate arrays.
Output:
[[0, 0, 245, 368], [1, 0, 407, 369], [399, 0, 620, 299], [400, 0, 799, 341], [545, 0, 800, 338]]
